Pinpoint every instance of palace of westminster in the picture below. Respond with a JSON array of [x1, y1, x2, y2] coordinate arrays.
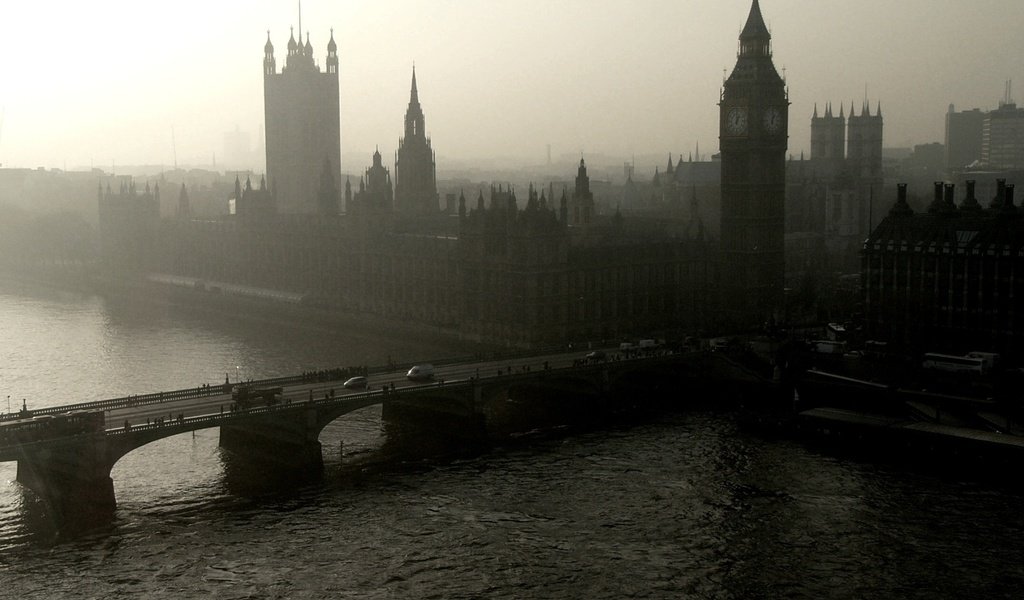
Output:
[[97, 1, 1023, 354]]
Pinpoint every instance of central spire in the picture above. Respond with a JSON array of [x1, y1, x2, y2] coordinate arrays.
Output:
[[740, 0, 770, 41], [737, 0, 771, 58], [403, 66, 425, 140], [410, 65, 419, 105]]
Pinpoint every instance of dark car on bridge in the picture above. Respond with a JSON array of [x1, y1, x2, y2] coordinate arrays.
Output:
[[586, 350, 606, 362], [232, 386, 282, 408]]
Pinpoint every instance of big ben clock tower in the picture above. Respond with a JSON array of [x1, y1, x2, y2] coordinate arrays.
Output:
[[719, 0, 788, 328]]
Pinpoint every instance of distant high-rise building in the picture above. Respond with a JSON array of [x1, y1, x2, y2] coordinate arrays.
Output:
[[263, 27, 341, 214], [719, 0, 788, 326], [945, 104, 985, 171], [982, 101, 1024, 170], [394, 68, 439, 214]]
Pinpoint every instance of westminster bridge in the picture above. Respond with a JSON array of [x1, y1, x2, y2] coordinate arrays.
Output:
[[0, 347, 760, 519]]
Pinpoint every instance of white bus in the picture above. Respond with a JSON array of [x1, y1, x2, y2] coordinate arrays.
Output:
[[921, 353, 984, 374]]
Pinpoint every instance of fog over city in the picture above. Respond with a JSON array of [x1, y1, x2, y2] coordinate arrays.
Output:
[[5, 0, 1024, 594], [2, 0, 1022, 171]]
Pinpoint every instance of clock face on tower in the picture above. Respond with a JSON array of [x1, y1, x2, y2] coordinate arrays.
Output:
[[725, 107, 748, 136], [763, 107, 783, 135]]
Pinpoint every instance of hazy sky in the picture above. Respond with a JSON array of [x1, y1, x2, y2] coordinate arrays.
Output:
[[2, 0, 1022, 172]]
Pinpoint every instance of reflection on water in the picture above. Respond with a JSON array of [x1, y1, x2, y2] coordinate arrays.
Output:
[[1, 281, 1023, 598]]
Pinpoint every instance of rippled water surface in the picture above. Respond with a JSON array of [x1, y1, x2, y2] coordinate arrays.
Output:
[[1, 280, 1023, 599]]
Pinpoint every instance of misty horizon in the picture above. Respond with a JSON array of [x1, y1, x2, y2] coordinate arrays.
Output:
[[2, 0, 1022, 173]]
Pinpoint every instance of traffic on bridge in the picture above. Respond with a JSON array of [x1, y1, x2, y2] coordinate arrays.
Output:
[[0, 342, 684, 455]]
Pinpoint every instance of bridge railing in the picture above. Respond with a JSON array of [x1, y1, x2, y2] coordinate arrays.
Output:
[[2, 347, 681, 423], [0, 374, 312, 422], [102, 383, 423, 437], [0, 351, 688, 452]]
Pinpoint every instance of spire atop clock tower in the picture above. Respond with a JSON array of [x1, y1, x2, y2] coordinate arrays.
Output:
[[739, 0, 771, 57]]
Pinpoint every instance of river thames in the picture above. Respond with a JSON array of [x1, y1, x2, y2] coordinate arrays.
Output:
[[1, 280, 1023, 598]]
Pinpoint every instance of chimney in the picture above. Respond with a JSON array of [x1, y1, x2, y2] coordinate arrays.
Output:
[[961, 179, 982, 211], [991, 179, 1007, 209], [928, 181, 945, 214], [890, 183, 913, 217], [944, 183, 956, 208], [1004, 184, 1017, 213]]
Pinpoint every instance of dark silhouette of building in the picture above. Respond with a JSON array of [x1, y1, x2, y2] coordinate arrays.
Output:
[[233, 175, 275, 220], [176, 183, 191, 220], [945, 105, 985, 171], [567, 159, 595, 226], [862, 180, 1023, 356], [394, 68, 439, 214], [350, 148, 394, 216], [847, 102, 884, 181], [263, 26, 340, 214], [99, 1, 802, 346], [617, 151, 720, 243], [457, 172, 713, 345], [810, 103, 847, 179], [718, 0, 788, 327], [98, 179, 160, 273], [786, 101, 884, 273]]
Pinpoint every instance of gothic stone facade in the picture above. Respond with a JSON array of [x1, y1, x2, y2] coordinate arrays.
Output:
[[863, 179, 1024, 357], [263, 28, 341, 215]]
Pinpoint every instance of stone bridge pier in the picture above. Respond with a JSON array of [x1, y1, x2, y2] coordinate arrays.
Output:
[[380, 382, 488, 443], [14, 437, 117, 519], [219, 407, 325, 475]]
